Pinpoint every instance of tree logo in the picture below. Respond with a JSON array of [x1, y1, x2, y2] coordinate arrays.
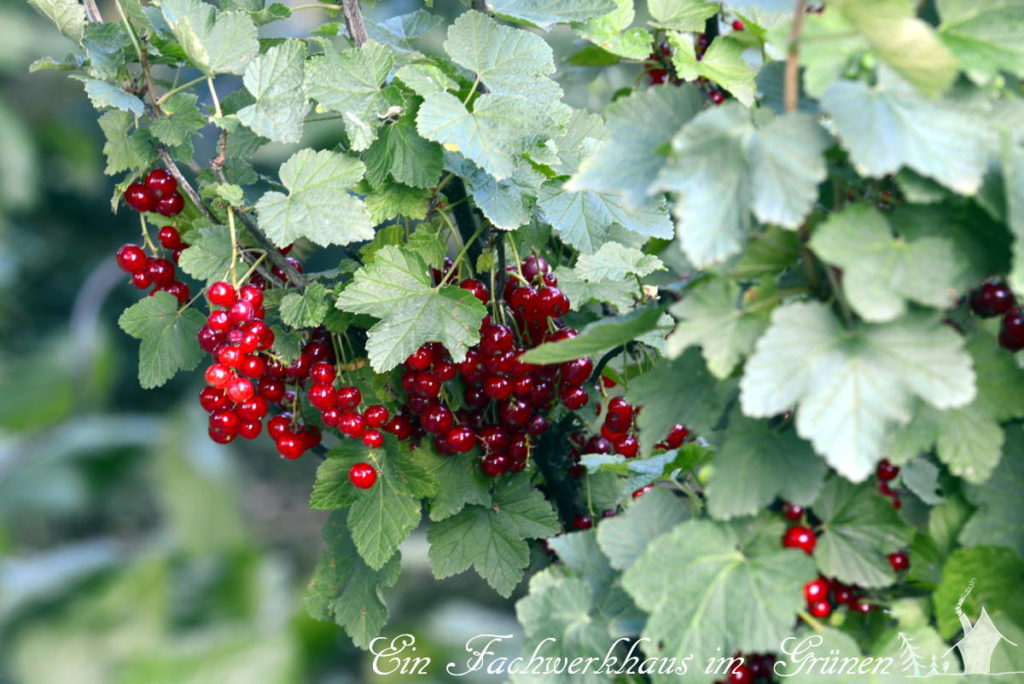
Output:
[[899, 579, 1021, 678]]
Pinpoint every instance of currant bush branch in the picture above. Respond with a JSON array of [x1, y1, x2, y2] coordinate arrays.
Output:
[[785, 0, 809, 113]]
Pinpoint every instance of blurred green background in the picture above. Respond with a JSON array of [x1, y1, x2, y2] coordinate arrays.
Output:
[[0, 0, 633, 680]]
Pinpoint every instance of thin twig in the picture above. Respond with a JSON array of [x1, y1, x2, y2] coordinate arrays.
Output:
[[156, 147, 217, 222], [784, 0, 809, 113], [84, 0, 104, 22], [341, 0, 369, 46]]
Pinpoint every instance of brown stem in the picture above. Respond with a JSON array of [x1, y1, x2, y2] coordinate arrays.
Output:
[[84, 0, 104, 22], [341, 0, 369, 46], [784, 0, 809, 113], [156, 147, 217, 223]]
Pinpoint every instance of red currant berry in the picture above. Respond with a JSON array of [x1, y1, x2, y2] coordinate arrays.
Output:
[[227, 377, 255, 403], [888, 550, 910, 572], [809, 600, 831, 618], [336, 385, 361, 410], [207, 309, 231, 332], [208, 425, 236, 444], [499, 399, 532, 428], [350, 462, 378, 489], [124, 182, 155, 212], [970, 282, 1015, 318], [267, 415, 292, 440], [876, 459, 899, 482], [155, 191, 185, 216], [209, 408, 239, 436], [276, 434, 306, 459], [363, 405, 389, 428], [484, 375, 513, 400], [199, 386, 228, 412], [560, 385, 589, 410], [412, 372, 441, 398], [229, 299, 255, 324], [710, 90, 726, 105], [258, 377, 285, 402], [406, 346, 434, 370], [362, 429, 384, 449], [1000, 311, 1024, 351], [614, 434, 639, 458], [525, 413, 549, 436], [217, 345, 243, 368], [238, 419, 262, 440], [162, 281, 190, 303], [385, 415, 414, 441], [804, 577, 829, 603], [560, 358, 593, 385], [481, 453, 509, 477], [459, 278, 490, 305], [833, 584, 854, 605], [239, 354, 265, 378], [309, 362, 336, 384], [237, 396, 268, 421], [572, 514, 593, 530], [850, 598, 873, 615], [208, 281, 237, 307], [782, 502, 806, 521], [731, 19, 745, 31], [537, 286, 570, 317], [521, 255, 550, 281], [444, 425, 476, 453], [782, 525, 817, 554], [146, 258, 175, 287], [145, 168, 177, 197], [116, 244, 148, 273], [338, 411, 366, 438], [158, 225, 182, 249], [308, 383, 337, 410], [479, 426, 509, 454], [632, 484, 654, 499], [205, 363, 233, 388], [421, 404, 455, 434]]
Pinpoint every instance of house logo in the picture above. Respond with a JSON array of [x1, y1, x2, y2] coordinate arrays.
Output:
[[900, 578, 1022, 678]]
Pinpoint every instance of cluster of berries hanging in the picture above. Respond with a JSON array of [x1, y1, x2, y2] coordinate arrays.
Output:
[[114, 225, 190, 302], [644, 32, 725, 103], [876, 459, 902, 509], [324, 255, 595, 487], [713, 653, 776, 684], [781, 499, 909, 619], [969, 280, 1023, 351], [198, 277, 328, 460], [123, 168, 186, 217]]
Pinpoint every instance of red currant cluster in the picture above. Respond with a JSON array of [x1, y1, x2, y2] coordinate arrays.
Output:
[[567, 402, 689, 476], [114, 225, 190, 302], [876, 459, 902, 509], [320, 255, 593, 487], [123, 168, 186, 217], [969, 281, 1023, 351], [198, 278, 324, 458], [643, 36, 725, 103], [714, 653, 776, 684]]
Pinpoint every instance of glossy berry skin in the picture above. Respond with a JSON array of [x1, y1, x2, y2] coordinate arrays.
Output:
[[116, 244, 148, 273], [158, 225, 182, 249], [444, 425, 476, 453], [481, 453, 509, 477], [459, 279, 490, 305], [363, 405, 390, 428], [614, 434, 639, 458], [124, 182, 155, 212], [1000, 311, 1024, 351], [664, 424, 689, 448], [804, 577, 830, 603], [145, 168, 177, 197], [731, 19, 745, 31], [727, 664, 753, 684], [146, 258, 175, 287], [156, 191, 185, 217], [851, 598, 873, 615], [710, 90, 726, 105], [337, 386, 362, 410], [888, 550, 910, 572], [783, 525, 817, 554], [208, 281, 237, 307], [876, 459, 899, 482], [572, 515, 593, 531], [782, 502, 806, 521], [421, 404, 455, 435], [970, 282, 1015, 318], [809, 600, 832, 619], [632, 485, 654, 499], [349, 462, 378, 489], [362, 429, 384, 449], [560, 385, 589, 410], [833, 585, 854, 605]]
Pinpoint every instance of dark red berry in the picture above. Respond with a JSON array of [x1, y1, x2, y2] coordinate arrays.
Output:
[[444, 425, 476, 453], [481, 453, 509, 477], [124, 182, 155, 212], [156, 191, 185, 216], [116, 244, 148, 273], [809, 600, 831, 618], [876, 459, 899, 482], [572, 514, 593, 530], [970, 282, 1015, 318], [1000, 311, 1024, 351], [888, 550, 909, 572], [560, 385, 589, 410], [728, 664, 753, 684], [349, 462, 378, 489], [158, 225, 182, 249], [459, 278, 490, 305], [804, 577, 829, 603], [208, 281, 236, 307], [782, 502, 805, 521], [362, 429, 384, 449], [146, 258, 175, 287], [710, 90, 726, 105], [145, 168, 177, 197], [732, 19, 745, 31], [782, 525, 816, 554]]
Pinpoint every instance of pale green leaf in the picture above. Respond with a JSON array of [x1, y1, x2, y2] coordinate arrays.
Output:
[[365, 183, 430, 223], [365, 115, 443, 189], [740, 302, 976, 482], [336, 245, 432, 316], [79, 79, 144, 116], [237, 40, 309, 144], [669, 34, 757, 105], [519, 307, 664, 364], [117, 292, 205, 389], [150, 93, 207, 148], [706, 416, 826, 520], [938, 0, 1024, 83], [575, 0, 653, 60], [487, 0, 616, 29], [537, 183, 673, 254], [279, 281, 330, 328], [255, 149, 373, 248], [575, 242, 664, 282], [28, 0, 85, 43], [409, 445, 491, 521], [666, 276, 768, 379], [596, 487, 689, 570], [177, 225, 232, 283], [445, 154, 544, 230], [99, 110, 153, 176], [554, 267, 638, 313], [934, 546, 1024, 640], [160, 0, 259, 75], [813, 477, 912, 588], [648, 0, 718, 31], [960, 424, 1024, 556], [394, 63, 458, 97]]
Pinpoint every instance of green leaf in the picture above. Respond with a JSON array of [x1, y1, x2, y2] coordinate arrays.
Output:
[[669, 34, 757, 105], [304, 510, 401, 648], [417, 91, 543, 181], [364, 183, 430, 224], [79, 79, 144, 116], [98, 110, 154, 176], [445, 155, 544, 231], [938, 0, 1024, 83], [648, 0, 718, 31], [666, 276, 768, 379], [150, 93, 207, 148], [582, 444, 713, 498], [654, 106, 829, 266], [348, 441, 437, 569], [368, 9, 443, 48], [574, 0, 653, 60], [740, 302, 976, 482], [237, 39, 309, 144], [788, 9, 870, 98], [706, 416, 826, 520], [833, 0, 957, 97], [810, 204, 959, 322], [443, 10, 556, 98], [485, 0, 616, 29], [394, 63, 458, 97], [537, 183, 673, 254], [575, 242, 664, 281], [934, 546, 1024, 640], [365, 114, 443, 189], [176, 224, 232, 283], [117, 292, 205, 389], [596, 487, 689, 570], [731, 227, 802, 279], [519, 306, 664, 364], [820, 73, 989, 195], [426, 474, 560, 597], [279, 281, 330, 328], [622, 518, 817, 662], [627, 349, 736, 455], [408, 445, 491, 521], [900, 457, 944, 505], [568, 86, 703, 208], [960, 424, 1024, 556], [28, 0, 85, 43], [555, 266, 638, 313], [160, 0, 259, 76], [309, 451, 365, 510], [255, 149, 373, 248], [336, 245, 487, 371], [813, 477, 912, 588], [304, 41, 395, 151]]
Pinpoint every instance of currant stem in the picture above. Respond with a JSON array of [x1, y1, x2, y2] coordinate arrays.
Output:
[[138, 213, 157, 253], [227, 206, 239, 287], [438, 224, 485, 289], [155, 75, 207, 106], [206, 76, 223, 119], [797, 608, 825, 632], [784, 0, 809, 113], [289, 2, 343, 11]]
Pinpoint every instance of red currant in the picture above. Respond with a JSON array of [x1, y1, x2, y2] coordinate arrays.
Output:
[[1000, 311, 1024, 351], [362, 429, 384, 449], [444, 425, 476, 453], [782, 525, 817, 554], [158, 225, 182, 249], [809, 600, 831, 618], [156, 191, 185, 216], [888, 550, 909, 572], [145, 168, 177, 197], [124, 182, 155, 212], [804, 577, 829, 603], [876, 459, 899, 481], [116, 244, 148, 273], [970, 282, 1015, 318]]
